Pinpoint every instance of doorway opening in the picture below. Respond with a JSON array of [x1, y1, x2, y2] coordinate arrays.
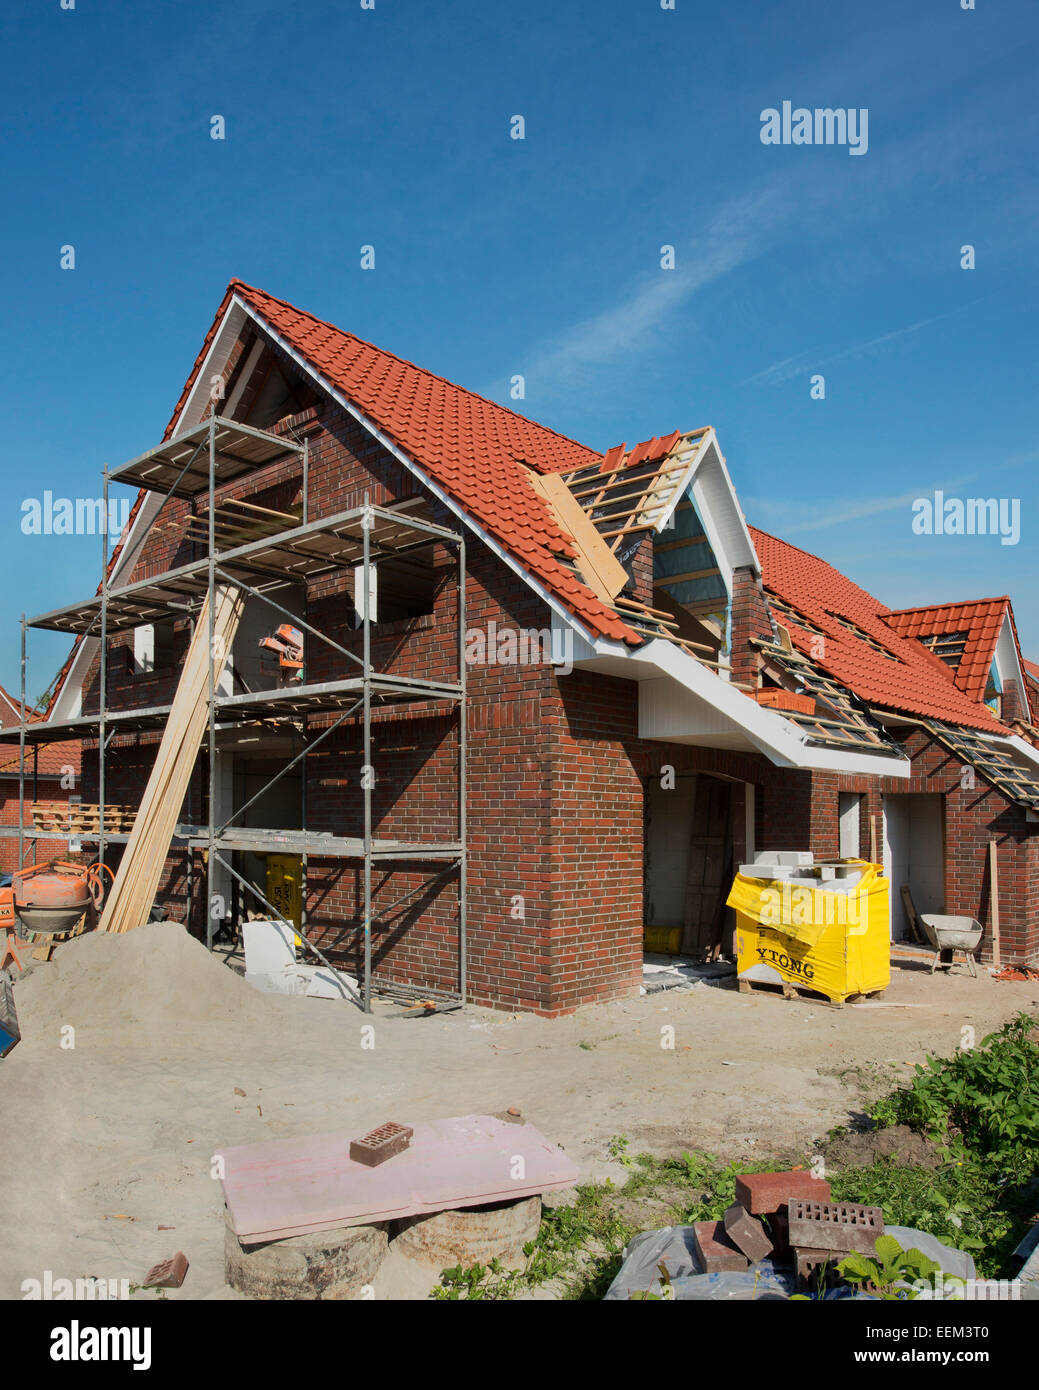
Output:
[[883, 792, 945, 940], [644, 773, 734, 961]]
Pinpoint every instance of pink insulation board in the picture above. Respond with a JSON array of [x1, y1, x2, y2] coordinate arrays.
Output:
[[217, 1113, 579, 1242]]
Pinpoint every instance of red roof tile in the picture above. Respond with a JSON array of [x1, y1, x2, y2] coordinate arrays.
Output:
[[0, 739, 81, 779], [749, 527, 1006, 733], [0, 683, 81, 777], [882, 599, 1010, 705], [226, 281, 637, 644]]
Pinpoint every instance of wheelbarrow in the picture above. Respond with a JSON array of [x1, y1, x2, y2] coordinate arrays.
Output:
[[919, 914, 982, 977]]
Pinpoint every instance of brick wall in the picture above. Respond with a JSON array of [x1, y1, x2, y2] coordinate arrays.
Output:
[[76, 364, 566, 1007], [1001, 678, 1025, 725], [542, 669, 776, 1012], [0, 777, 74, 873]]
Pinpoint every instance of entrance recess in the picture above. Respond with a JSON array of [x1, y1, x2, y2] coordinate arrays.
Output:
[[883, 793, 945, 940]]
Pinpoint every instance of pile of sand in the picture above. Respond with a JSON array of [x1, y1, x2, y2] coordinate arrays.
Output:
[[17, 921, 275, 1037]]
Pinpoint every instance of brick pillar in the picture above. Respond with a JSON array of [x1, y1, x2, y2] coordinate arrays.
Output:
[[729, 565, 773, 687], [627, 534, 655, 610], [1001, 678, 1025, 725]]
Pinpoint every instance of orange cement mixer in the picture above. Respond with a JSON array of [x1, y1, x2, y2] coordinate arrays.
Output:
[[1, 861, 113, 936]]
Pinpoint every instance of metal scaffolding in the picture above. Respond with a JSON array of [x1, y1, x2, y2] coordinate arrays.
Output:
[[1, 415, 468, 1010]]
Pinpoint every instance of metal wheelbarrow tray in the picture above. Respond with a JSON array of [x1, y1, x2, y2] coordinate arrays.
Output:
[[920, 914, 982, 977]]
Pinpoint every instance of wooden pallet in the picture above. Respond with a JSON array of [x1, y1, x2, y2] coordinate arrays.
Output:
[[31, 802, 138, 834], [737, 977, 886, 1009]]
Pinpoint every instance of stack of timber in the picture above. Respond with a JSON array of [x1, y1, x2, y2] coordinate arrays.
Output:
[[101, 583, 245, 934]]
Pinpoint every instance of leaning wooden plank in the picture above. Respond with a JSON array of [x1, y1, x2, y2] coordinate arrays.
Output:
[[100, 583, 245, 934], [526, 469, 628, 601], [107, 585, 243, 932]]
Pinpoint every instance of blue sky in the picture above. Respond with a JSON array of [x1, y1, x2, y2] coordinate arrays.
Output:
[[1, 0, 1037, 698]]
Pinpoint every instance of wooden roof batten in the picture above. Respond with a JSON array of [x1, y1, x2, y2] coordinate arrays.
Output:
[[555, 426, 712, 552], [922, 719, 1039, 811], [546, 427, 736, 664], [750, 635, 904, 756]]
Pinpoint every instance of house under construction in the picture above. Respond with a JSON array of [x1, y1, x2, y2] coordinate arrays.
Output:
[[4, 280, 1039, 1014]]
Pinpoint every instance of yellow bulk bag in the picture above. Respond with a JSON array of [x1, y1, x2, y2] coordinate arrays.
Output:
[[266, 854, 303, 944], [726, 861, 890, 1004]]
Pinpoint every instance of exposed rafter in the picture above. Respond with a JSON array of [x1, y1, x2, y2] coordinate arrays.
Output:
[[922, 720, 1039, 810], [751, 636, 902, 756]]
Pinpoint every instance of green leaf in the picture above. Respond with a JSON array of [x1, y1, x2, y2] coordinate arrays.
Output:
[[899, 1248, 941, 1280], [873, 1234, 903, 1265], [837, 1253, 877, 1282]]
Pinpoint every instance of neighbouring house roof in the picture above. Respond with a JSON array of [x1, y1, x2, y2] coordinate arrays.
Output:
[[0, 682, 80, 776], [882, 598, 1012, 704], [0, 682, 25, 728], [749, 527, 1007, 734], [0, 740, 80, 778]]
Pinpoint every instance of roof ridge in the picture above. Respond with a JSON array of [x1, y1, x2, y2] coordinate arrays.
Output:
[[887, 597, 1010, 618], [230, 279, 602, 469]]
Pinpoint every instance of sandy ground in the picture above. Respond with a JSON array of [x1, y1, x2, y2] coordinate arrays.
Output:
[[2, 923, 1036, 1301]]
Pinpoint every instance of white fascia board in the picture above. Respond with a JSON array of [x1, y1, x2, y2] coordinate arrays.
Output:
[[632, 638, 908, 775], [0, 686, 22, 720], [233, 295, 602, 650], [653, 431, 760, 598], [688, 440, 760, 593], [565, 626, 908, 776], [994, 612, 1027, 700], [997, 732, 1039, 773]]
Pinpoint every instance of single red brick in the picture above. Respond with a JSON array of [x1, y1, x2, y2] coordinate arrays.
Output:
[[723, 1202, 774, 1263], [143, 1252, 188, 1288], [349, 1121, 414, 1166], [734, 1170, 831, 1215], [692, 1221, 749, 1274]]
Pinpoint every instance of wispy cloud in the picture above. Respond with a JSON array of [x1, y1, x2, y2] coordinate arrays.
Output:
[[489, 87, 1034, 407], [742, 308, 968, 388], [745, 453, 1036, 537], [492, 183, 794, 402]]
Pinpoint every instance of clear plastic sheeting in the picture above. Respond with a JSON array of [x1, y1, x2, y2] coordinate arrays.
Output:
[[604, 1224, 977, 1301]]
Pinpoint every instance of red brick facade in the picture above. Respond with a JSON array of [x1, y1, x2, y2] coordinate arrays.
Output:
[[0, 776, 76, 874]]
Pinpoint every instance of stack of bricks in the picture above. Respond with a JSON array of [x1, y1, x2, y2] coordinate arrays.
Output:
[[691, 1168, 835, 1278]]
